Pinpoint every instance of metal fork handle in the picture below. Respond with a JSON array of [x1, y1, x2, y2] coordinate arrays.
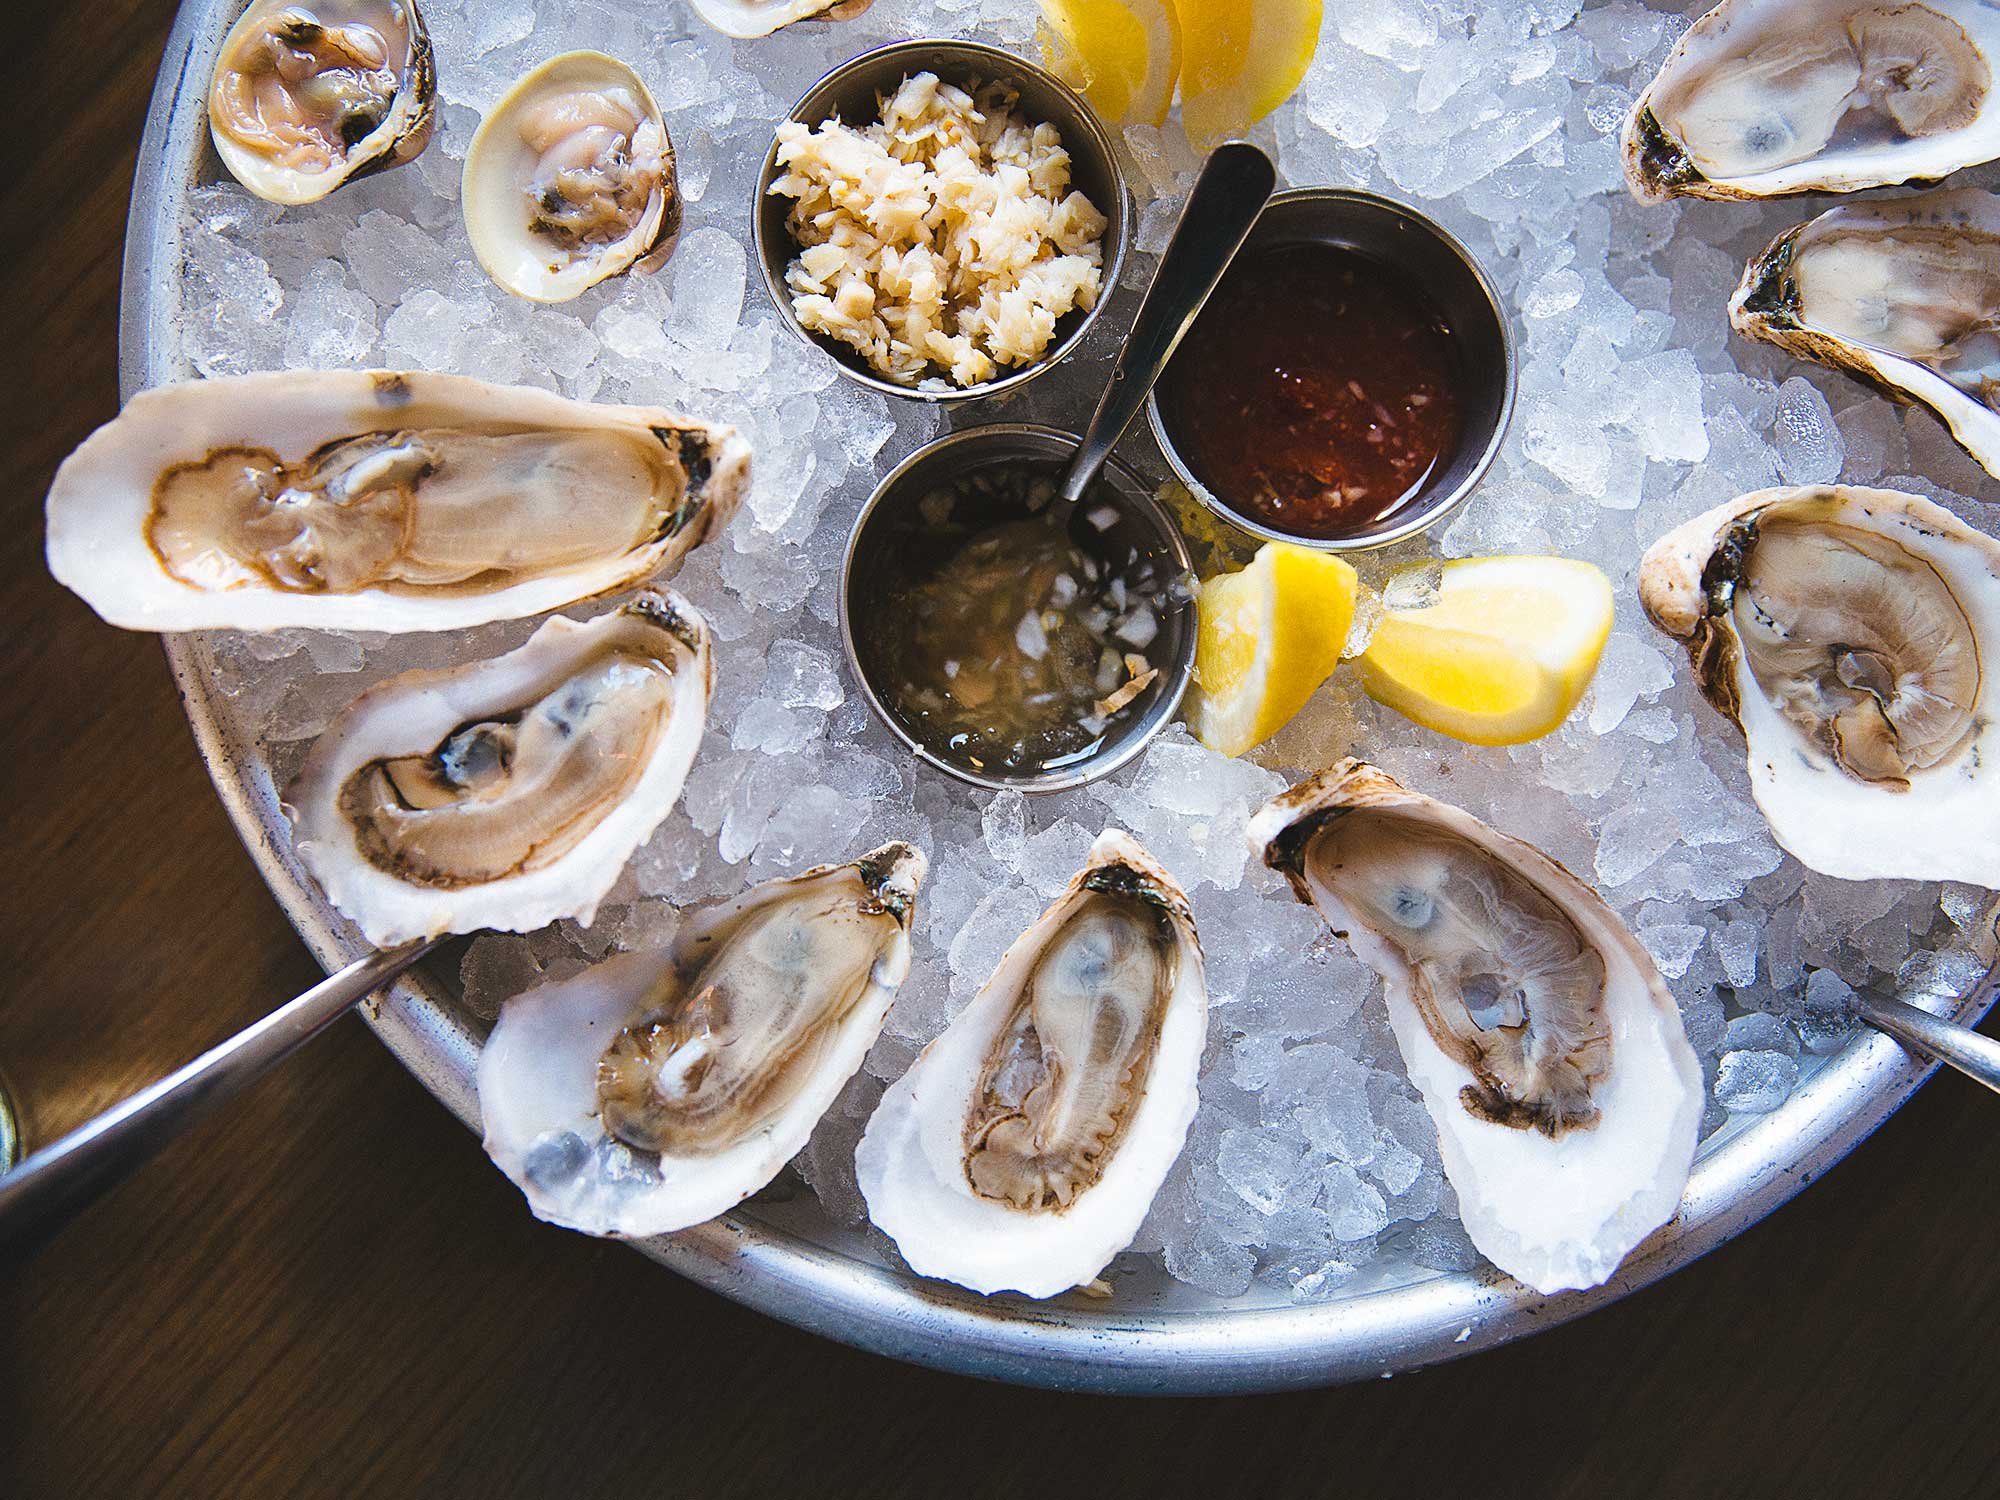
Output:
[[1856, 992, 2000, 1096], [0, 938, 439, 1257]]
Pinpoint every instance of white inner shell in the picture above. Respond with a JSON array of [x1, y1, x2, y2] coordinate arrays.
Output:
[[479, 848, 921, 1237], [1737, 188, 2000, 476], [463, 51, 672, 303], [855, 830, 1206, 1299], [1648, 487, 2000, 887], [43, 370, 747, 633], [1639, 0, 2000, 196], [285, 595, 708, 946], [208, 0, 422, 202], [1253, 778, 1702, 1297]]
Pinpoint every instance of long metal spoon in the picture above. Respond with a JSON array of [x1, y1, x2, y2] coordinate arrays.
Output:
[[1057, 139, 1276, 505], [0, 937, 440, 1255]]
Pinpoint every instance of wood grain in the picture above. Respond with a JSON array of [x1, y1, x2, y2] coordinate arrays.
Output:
[[3, 4, 1998, 1497]]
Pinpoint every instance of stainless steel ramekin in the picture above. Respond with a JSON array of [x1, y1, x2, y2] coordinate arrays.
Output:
[[839, 423, 1194, 792], [752, 39, 1132, 404], [1146, 187, 1516, 550]]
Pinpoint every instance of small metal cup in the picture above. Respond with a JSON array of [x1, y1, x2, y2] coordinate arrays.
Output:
[[752, 39, 1132, 404], [840, 424, 1196, 793], [1146, 187, 1516, 550]]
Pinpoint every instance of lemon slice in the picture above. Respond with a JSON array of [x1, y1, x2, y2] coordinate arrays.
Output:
[[1038, 0, 1182, 128], [1172, 0, 1323, 148], [1358, 557, 1615, 746], [1188, 541, 1358, 757]]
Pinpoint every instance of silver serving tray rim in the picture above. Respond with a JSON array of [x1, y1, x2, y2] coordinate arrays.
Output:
[[117, 0, 1997, 1394]]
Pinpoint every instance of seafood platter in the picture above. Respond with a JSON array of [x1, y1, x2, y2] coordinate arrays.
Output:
[[63, 0, 2000, 1390]]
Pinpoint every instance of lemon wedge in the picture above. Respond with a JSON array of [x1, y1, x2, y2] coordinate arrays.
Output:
[[1038, 0, 1182, 128], [1188, 541, 1358, 757], [1358, 557, 1614, 746], [1172, 0, 1323, 148]]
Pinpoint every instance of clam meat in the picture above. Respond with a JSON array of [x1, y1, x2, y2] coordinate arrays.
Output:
[[1733, 186, 2000, 477], [479, 843, 927, 1237], [463, 51, 681, 303], [285, 591, 712, 947], [1250, 762, 1703, 1296], [1640, 484, 2000, 886], [208, 0, 436, 205], [44, 370, 748, 633], [856, 830, 1206, 1298], [1624, 0, 2000, 202]]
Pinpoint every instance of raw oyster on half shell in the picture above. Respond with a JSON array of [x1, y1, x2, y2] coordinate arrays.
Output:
[[479, 843, 927, 1237], [1640, 484, 2000, 886], [44, 370, 748, 633], [1250, 761, 1703, 1296], [690, 0, 872, 40], [1624, 0, 2000, 202], [1732, 186, 2000, 477], [463, 51, 681, 303], [285, 591, 712, 946], [856, 830, 1206, 1298], [208, 0, 436, 205]]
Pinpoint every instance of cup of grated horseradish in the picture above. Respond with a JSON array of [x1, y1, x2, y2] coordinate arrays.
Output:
[[752, 39, 1131, 402]]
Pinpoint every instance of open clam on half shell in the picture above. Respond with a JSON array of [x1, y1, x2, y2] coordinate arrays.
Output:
[[1250, 762, 1703, 1296], [856, 830, 1207, 1299], [284, 591, 712, 947], [463, 51, 681, 303], [44, 370, 748, 633], [208, 0, 436, 205], [478, 842, 927, 1238], [1624, 0, 2000, 202], [1641, 484, 2000, 886], [1732, 186, 2000, 477]]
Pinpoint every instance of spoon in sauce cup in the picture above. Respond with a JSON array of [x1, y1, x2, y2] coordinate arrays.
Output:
[[1057, 140, 1277, 509]]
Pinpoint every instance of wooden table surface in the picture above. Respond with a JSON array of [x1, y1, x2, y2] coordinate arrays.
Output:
[[6, 4, 2000, 1496]]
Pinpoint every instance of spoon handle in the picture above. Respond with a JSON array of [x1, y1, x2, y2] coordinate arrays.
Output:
[[0, 937, 439, 1257], [1856, 992, 2000, 1096], [1060, 140, 1277, 505]]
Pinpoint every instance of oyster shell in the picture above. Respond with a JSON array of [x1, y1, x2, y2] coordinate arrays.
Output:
[[463, 51, 681, 303], [208, 0, 436, 205], [689, 0, 872, 40], [1732, 185, 2000, 476], [285, 591, 711, 946], [1624, 0, 2000, 202], [1640, 484, 2000, 885], [855, 830, 1206, 1298], [44, 370, 747, 633], [478, 842, 927, 1237], [1250, 762, 1703, 1296]]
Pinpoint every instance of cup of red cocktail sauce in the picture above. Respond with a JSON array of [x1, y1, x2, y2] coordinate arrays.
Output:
[[1147, 188, 1514, 551]]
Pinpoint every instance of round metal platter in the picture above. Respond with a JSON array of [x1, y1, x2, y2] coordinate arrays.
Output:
[[121, 0, 1999, 1394]]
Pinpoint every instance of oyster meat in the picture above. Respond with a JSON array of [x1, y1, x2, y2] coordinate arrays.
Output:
[[690, 0, 872, 40], [479, 843, 927, 1237], [463, 51, 681, 303], [856, 830, 1206, 1298], [1733, 186, 2000, 477], [1640, 484, 2000, 886], [285, 591, 712, 946], [208, 0, 436, 205], [1625, 0, 2000, 202], [44, 370, 748, 633], [1250, 762, 1703, 1296]]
